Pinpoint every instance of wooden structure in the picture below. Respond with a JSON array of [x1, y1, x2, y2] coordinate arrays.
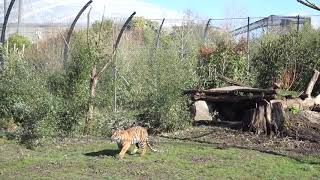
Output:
[[184, 86, 282, 135], [185, 70, 320, 137]]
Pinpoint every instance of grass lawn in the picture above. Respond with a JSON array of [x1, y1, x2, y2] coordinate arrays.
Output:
[[0, 137, 319, 180]]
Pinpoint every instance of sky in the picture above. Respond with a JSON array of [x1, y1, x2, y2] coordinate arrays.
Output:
[[1, 0, 320, 26], [150, 0, 319, 18]]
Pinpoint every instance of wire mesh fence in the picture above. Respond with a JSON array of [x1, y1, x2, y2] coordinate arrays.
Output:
[[0, 0, 319, 139], [1, 11, 315, 107]]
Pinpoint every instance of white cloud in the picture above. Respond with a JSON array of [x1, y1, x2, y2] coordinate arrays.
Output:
[[0, 0, 184, 24]]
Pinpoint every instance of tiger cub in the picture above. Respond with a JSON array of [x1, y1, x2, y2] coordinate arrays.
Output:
[[111, 126, 157, 159]]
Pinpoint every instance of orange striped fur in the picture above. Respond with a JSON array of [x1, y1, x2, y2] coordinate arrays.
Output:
[[111, 126, 157, 159]]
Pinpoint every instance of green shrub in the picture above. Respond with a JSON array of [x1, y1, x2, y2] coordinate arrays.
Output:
[[0, 54, 58, 147], [288, 106, 300, 114], [251, 24, 320, 93], [9, 18, 320, 141], [5, 33, 32, 52], [198, 37, 250, 88]]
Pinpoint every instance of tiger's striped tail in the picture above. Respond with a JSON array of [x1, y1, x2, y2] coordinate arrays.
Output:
[[146, 139, 158, 152]]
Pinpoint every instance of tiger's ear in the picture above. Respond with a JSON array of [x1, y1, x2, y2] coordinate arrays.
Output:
[[117, 127, 124, 130], [111, 127, 121, 133], [111, 128, 117, 133]]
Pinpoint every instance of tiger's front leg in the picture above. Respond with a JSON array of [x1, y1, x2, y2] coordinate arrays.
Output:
[[119, 143, 130, 159], [117, 143, 123, 150]]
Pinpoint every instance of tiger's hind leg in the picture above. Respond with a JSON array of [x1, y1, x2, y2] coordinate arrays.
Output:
[[131, 143, 139, 155], [140, 142, 147, 156]]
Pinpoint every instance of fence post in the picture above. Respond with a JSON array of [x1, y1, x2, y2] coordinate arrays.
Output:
[[87, 6, 92, 43], [247, 17, 250, 76], [113, 66, 117, 112], [6, 41, 9, 55], [17, 0, 22, 33], [297, 15, 300, 32], [4, 0, 7, 16], [149, 18, 165, 64], [22, 44, 25, 56], [156, 18, 165, 49]]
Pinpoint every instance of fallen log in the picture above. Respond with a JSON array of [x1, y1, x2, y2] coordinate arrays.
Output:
[[305, 69, 319, 98], [197, 94, 275, 103], [184, 86, 276, 96], [271, 70, 320, 112], [186, 69, 320, 138], [271, 98, 315, 111], [284, 111, 320, 142], [227, 69, 319, 135]]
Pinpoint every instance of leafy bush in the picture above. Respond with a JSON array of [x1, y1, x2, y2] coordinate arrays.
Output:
[[198, 36, 250, 88], [4, 18, 320, 142], [5, 33, 32, 52], [251, 24, 320, 93], [113, 27, 199, 132], [0, 54, 58, 147]]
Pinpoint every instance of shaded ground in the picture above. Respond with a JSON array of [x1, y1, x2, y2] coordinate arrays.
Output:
[[161, 125, 320, 159], [1, 137, 320, 180]]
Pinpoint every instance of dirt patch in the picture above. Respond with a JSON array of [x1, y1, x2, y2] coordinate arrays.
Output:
[[160, 126, 320, 158], [190, 156, 217, 164]]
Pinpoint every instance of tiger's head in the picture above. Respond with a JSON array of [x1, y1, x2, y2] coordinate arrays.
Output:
[[111, 129, 123, 143]]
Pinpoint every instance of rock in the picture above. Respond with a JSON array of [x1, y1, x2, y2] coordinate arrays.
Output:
[[192, 100, 212, 121]]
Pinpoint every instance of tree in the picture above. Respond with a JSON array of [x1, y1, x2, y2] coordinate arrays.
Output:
[[83, 12, 136, 135]]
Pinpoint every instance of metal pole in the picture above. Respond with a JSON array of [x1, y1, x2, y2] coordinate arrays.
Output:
[[149, 18, 165, 64], [156, 18, 165, 48], [0, 0, 16, 71], [86, 7, 92, 43], [113, 65, 117, 112], [4, 0, 7, 17], [203, 19, 212, 42], [1, 0, 15, 44], [247, 17, 250, 75], [63, 0, 93, 70], [17, 0, 22, 33], [297, 15, 300, 32]]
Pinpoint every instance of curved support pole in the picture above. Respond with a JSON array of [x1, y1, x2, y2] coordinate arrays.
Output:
[[63, 0, 93, 69], [113, 12, 136, 52], [0, 0, 16, 70], [84, 12, 136, 134], [155, 18, 165, 48], [1, 0, 15, 44], [203, 19, 212, 42], [149, 18, 165, 63], [96, 11, 136, 78]]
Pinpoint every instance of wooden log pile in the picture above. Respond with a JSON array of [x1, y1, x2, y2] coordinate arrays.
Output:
[[185, 70, 320, 138], [185, 86, 280, 135], [184, 86, 276, 103]]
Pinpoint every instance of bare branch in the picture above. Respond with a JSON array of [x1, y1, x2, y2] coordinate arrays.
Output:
[[297, 0, 320, 11], [58, 30, 69, 50]]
